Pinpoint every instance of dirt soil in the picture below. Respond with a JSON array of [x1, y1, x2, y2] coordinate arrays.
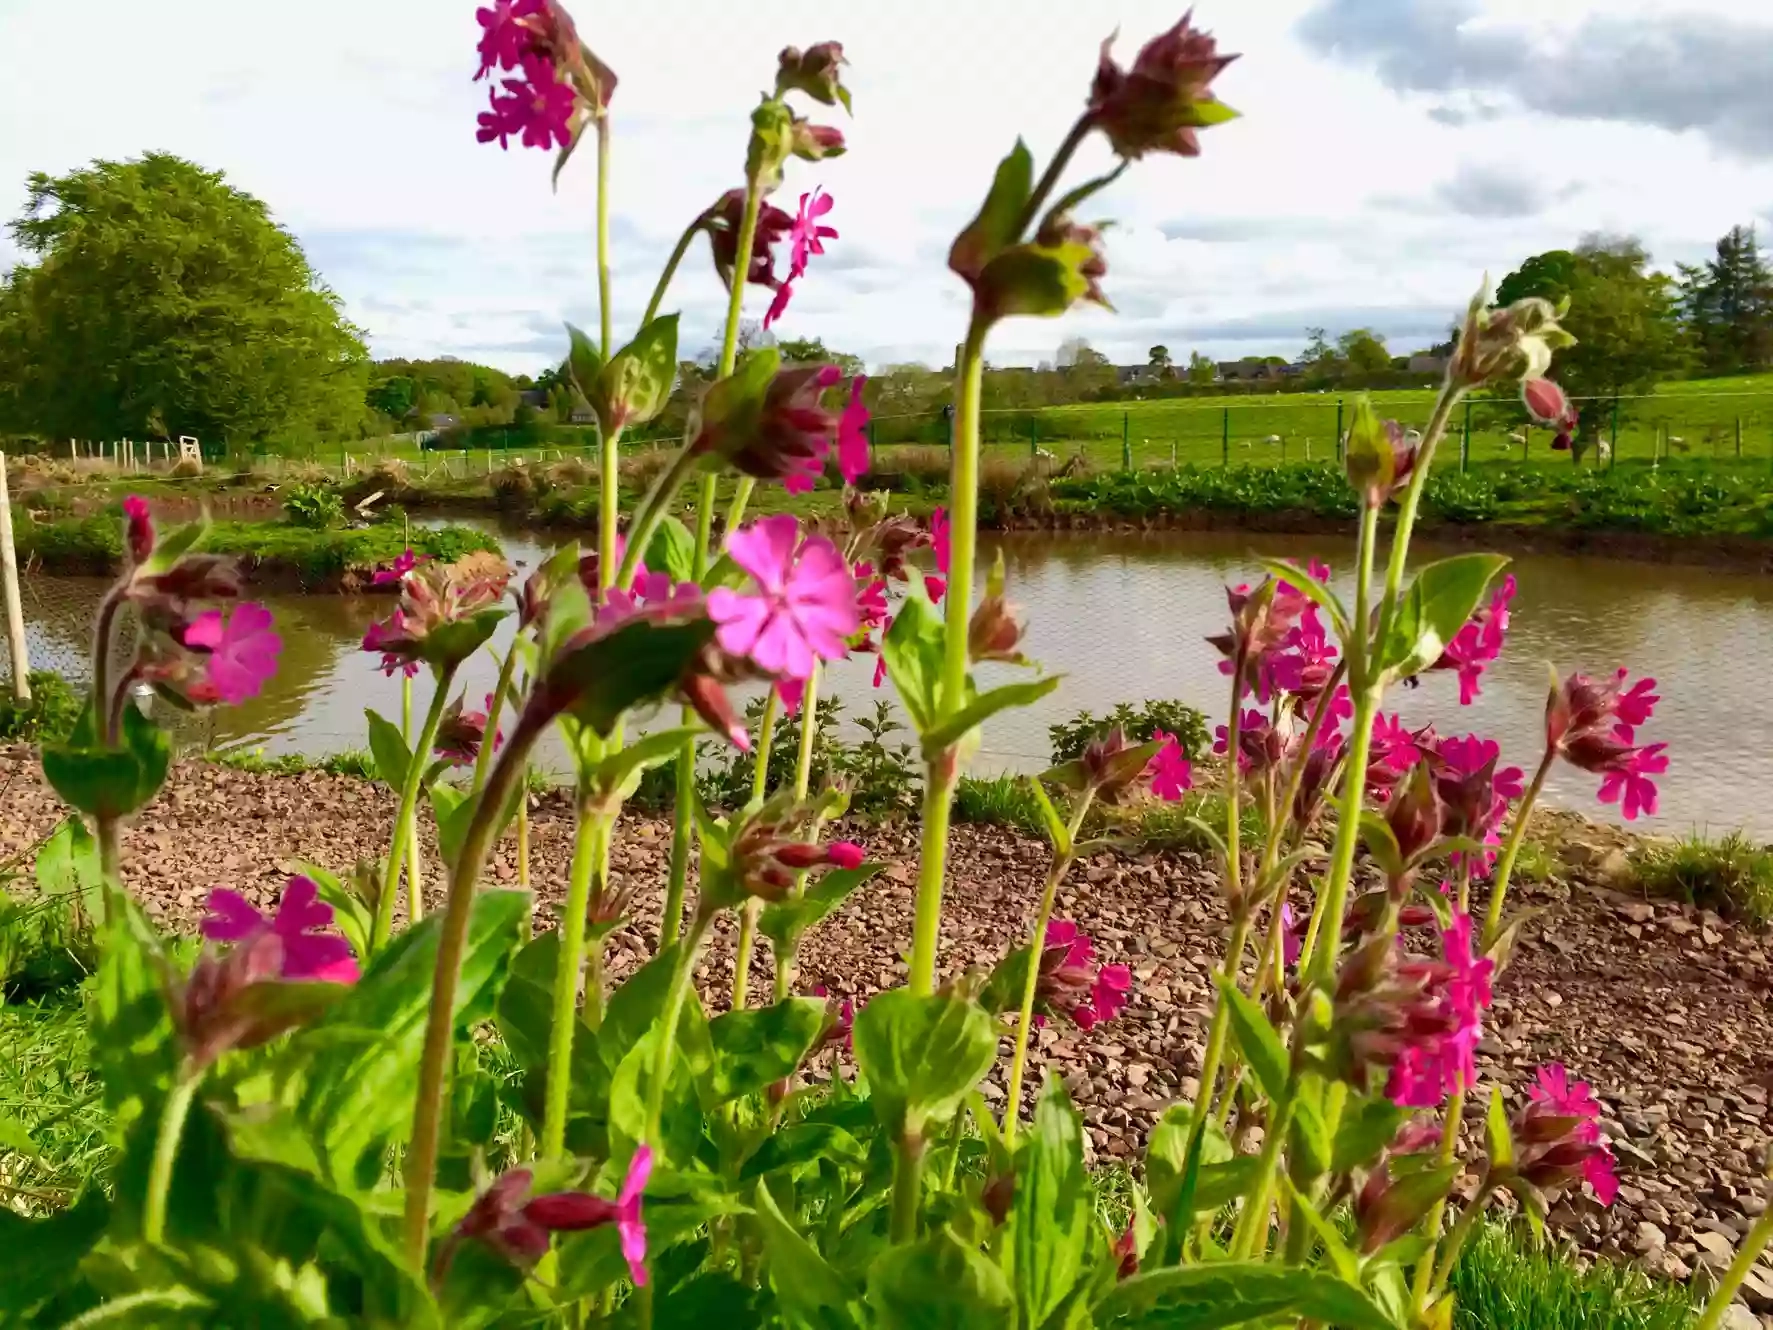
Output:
[[4, 751, 1771, 1304]]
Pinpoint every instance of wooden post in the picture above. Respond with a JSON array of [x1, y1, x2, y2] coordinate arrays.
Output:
[[0, 451, 32, 702]]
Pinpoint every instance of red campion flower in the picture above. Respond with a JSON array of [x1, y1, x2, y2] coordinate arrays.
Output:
[[1547, 669, 1667, 820], [1087, 11, 1239, 159]]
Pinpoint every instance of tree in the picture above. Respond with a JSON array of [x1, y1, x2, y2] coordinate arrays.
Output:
[[1337, 328, 1391, 377], [1147, 344, 1173, 376], [774, 335, 866, 377], [1493, 250, 1582, 308], [0, 153, 368, 447], [1300, 326, 1339, 380], [1055, 340, 1115, 399], [1186, 350, 1217, 385], [1678, 225, 1773, 376], [366, 375, 417, 421]]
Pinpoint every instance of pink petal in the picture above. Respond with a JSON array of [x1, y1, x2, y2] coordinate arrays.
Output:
[[183, 610, 225, 651], [201, 888, 267, 942], [620, 1144, 653, 1207], [272, 876, 333, 936]]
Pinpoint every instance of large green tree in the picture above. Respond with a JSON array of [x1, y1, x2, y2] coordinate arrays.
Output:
[[0, 153, 368, 447], [1677, 225, 1773, 377]]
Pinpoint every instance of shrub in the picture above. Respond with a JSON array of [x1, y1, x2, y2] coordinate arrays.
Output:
[[168, 455, 203, 478], [1049, 698, 1211, 763], [281, 481, 345, 529], [0, 672, 83, 743], [1632, 830, 1773, 924], [1426, 470, 1502, 523]]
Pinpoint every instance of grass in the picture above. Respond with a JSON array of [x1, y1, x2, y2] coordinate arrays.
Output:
[[1632, 830, 1773, 924], [0, 999, 107, 1212], [1449, 1223, 1696, 1330], [208, 746, 378, 779]]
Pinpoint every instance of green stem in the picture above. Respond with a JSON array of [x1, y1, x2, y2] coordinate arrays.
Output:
[[1230, 1090, 1293, 1257], [1697, 1207, 1773, 1330], [375, 673, 454, 950], [750, 688, 781, 807], [905, 313, 988, 996], [142, 1069, 200, 1246], [1411, 1090, 1466, 1307], [596, 117, 612, 358], [401, 721, 541, 1268], [1429, 1181, 1497, 1294], [725, 477, 757, 538], [598, 424, 624, 601], [641, 211, 709, 328], [1377, 384, 1466, 617], [517, 794, 532, 943], [1003, 859, 1066, 1139], [475, 646, 521, 792], [1298, 503, 1380, 980], [773, 667, 823, 1002], [645, 911, 712, 1144], [732, 903, 760, 1012], [1481, 747, 1554, 949], [890, 1130, 927, 1243], [614, 442, 701, 591], [1013, 115, 1094, 238], [541, 807, 606, 1159]]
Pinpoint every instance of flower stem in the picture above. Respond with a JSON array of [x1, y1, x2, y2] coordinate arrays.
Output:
[[725, 477, 757, 538], [906, 313, 987, 995], [476, 646, 521, 793], [1230, 1087, 1294, 1257], [375, 671, 454, 950], [1377, 381, 1466, 632], [1481, 746, 1554, 950], [751, 687, 781, 807], [1697, 1207, 1773, 1330], [401, 720, 539, 1268], [776, 666, 823, 1002], [641, 210, 709, 328], [615, 444, 702, 592], [143, 1068, 201, 1246], [1003, 860, 1065, 1140], [645, 911, 711, 1145], [1298, 502, 1380, 980], [1014, 115, 1094, 237], [1429, 1181, 1497, 1294], [596, 117, 612, 359], [889, 1130, 927, 1243], [541, 805, 606, 1159]]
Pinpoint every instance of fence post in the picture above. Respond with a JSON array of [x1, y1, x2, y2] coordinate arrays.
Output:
[[1460, 400, 1471, 472], [1521, 425, 1529, 463], [1121, 412, 1131, 470], [1221, 406, 1229, 467], [1171, 439, 1178, 468], [1334, 399, 1344, 465], [0, 451, 31, 702], [1609, 396, 1620, 470]]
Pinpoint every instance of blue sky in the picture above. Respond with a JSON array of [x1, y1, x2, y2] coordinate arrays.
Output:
[[4, 0, 1772, 373]]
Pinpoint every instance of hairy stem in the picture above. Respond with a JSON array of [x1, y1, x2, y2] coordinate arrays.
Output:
[[645, 911, 712, 1145], [1014, 115, 1094, 238], [375, 673, 454, 950], [541, 806, 606, 1159], [1481, 746, 1555, 949], [1004, 860, 1066, 1139], [596, 117, 612, 358], [142, 1068, 200, 1246], [401, 720, 539, 1267], [1697, 1207, 1773, 1330], [641, 210, 709, 328], [890, 1129, 927, 1243]]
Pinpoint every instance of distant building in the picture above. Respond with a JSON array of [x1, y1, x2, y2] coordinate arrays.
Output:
[[568, 404, 596, 425], [1116, 364, 1161, 385], [517, 388, 550, 409], [1216, 358, 1284, 383], [426, 412, 461, 430], [1407, 353, 1449, 375]]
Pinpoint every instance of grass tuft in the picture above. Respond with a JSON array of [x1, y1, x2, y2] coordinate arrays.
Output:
[[1633, 830, 1773, 924], [1448, 1223, 1695, 1330]]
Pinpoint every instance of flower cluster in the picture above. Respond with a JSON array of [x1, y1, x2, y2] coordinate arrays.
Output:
[[1087, 12, 1239, 160], [473, 0, 615, 154], [1428, 574, 1516, 704], [729, 812, 865, 902], [1514, 1063, 1619, 1205], [361, 562, 510, 676], [709, 514, 861, 681], [1547, 669, 1667, 820], [1035, 920, 1132, 1030]]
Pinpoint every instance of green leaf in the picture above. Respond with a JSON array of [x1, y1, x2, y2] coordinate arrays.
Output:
[[33, 814, 101, 919], [137, 514, 208, 577], [600, 945, 684, 1072], [1279, 1178, 1360, 1284], [1288, 1074, 1332, 1186], [296, 890, 528, 1187], [364, 708, 411, 789], [418, 607, 507, 671], [599, 313, 680, 428], [703, 998, 827, 1105], [756, 862, 883, 949], [564, 322, 607, 404], [644, 514, 697, 585], [866, 1228, 1016, 1330], [922, 675, 1062, 755], [1213, 975, 1289, 1102], [1256, 557, 1351, 640], [41, 702, 171, 820], [1146, 1104, 1231, 1222], [1342, 395, 1396, 506], [1484, 1084, 1513, 1169], [592, 726, 704, 802], [549, 616, 717, 737], [852, 991, 999, 1134], [0, 1192, 109, 1320], [882, 597, 946, 734], [1358, 810, 1405, 883], [1004, 1079, 1095, 1329], [1024, 778, 1071, 856], [1092, 1261, 1395, 1329], [294, 862, 373, 963], [741, 1123, 867, 1181], [1376, 553, 1510, 683], [1332, 1094, 1407, 1175], [978, 943, 1035, 1018], [949, 139, 1034, 281], [975, 241, 1103, 320], [89, 890, 177, 1124], [754, 1180, 862, 1327]]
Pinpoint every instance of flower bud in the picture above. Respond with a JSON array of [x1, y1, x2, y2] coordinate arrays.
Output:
[[982, 1172, 1015, 1226], [776, 41, 851, 110], [1343, 398, 1415, 509], [691, 358, 843, 485], [1450, 285, 1576, 388], [707, 189, 795, 292], [1521, 376, 1573, 427], [1386, 761, 1444, 869], [968, 551, 1027, 665], [1087, 13, 1240, 160], [971, 215, 1111, 323], [791, 117, 845, 161], [122, 496, 155, 566]]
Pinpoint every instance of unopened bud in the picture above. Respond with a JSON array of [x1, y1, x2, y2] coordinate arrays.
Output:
[[776, 41, 851, 111], [791, 118, 845, 161]]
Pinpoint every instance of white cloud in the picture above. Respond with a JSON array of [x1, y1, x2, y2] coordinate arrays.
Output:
[[3, 0, 1771, 372]]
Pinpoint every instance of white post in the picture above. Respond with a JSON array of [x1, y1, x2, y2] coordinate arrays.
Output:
[[0, 451, 32, 702]]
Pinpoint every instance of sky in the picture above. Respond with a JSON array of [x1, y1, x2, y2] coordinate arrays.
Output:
[[3, 0, 1773, 374]]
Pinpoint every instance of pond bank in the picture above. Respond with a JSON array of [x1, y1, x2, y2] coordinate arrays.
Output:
[[2, 749, 1769, 1291]]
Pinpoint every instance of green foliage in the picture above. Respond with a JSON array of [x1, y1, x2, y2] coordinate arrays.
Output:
[[208, 747, 377, 779], [280, 481, 345, 529], [1448, 1224, 1694, 1330], [0, 672, 83, 743], [1632, 830, 1773, 924], [0, 153, 368, 446], [1048, 699, 1210, 764], [1053, 464, 1361, 522]]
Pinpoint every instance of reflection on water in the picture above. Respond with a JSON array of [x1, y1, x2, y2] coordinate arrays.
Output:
[[23, 521, 1773, 835]]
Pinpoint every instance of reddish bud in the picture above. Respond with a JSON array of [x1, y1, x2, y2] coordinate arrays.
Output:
[[1521, 377, 1571, 427], [1088, 13, 1240, 160], [776, 41, 851, 111], [791, 119, 846, 161], [122, 496, 155, 566]]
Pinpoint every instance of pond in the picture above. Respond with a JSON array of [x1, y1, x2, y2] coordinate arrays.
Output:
[[18, 520, 1771, 836]]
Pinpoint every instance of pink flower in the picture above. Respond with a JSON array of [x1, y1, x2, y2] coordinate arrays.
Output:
[[763, 279, 796, 332], [182, 602, 282, 705], [1596, 742, 1667, 821], [1381, 908, 1494, 1108], [708, 515, 860, 681], [1213, 708, 1277, 776], [930, 507, 951, 576], [1370, 713, 1423, 775], [435, 693, 504, 767], [122, 495, 155, 565], [1147, 731, 1192, 802], [373, 548, 427, 587], [201, 876, 359, 984], [837, 376, 870, 484], [854, 563, 888, 628], [1519, 1063, 1619, 1205], [1529, 1063, 1603, 1130], [454, 1146, 652, 1282], [775, 676, 805, 717], [364, 612, 422, 678], [924, 575, 947, 604], [1264, 604, 1339, 701], [788, 188, 837, 281], [474, 0, 543, 78], [1435, 574, 1516, 704], [1035, 921, 1132, 1029], [827, 841, 865, 870], [495, 55, 576, 152], [872, 640, 888, 688], [708, 190, 795, 291], [1548, 669, 1667, 822], [1280, 901, 1303, 967], [812, 986, 856, 1053]]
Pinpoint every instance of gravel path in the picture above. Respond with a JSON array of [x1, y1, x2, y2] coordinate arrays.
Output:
[[5, 751, 1771, 1307]]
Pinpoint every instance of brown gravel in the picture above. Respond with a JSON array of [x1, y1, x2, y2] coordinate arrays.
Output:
[[5, 750, 1772, 1300]]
